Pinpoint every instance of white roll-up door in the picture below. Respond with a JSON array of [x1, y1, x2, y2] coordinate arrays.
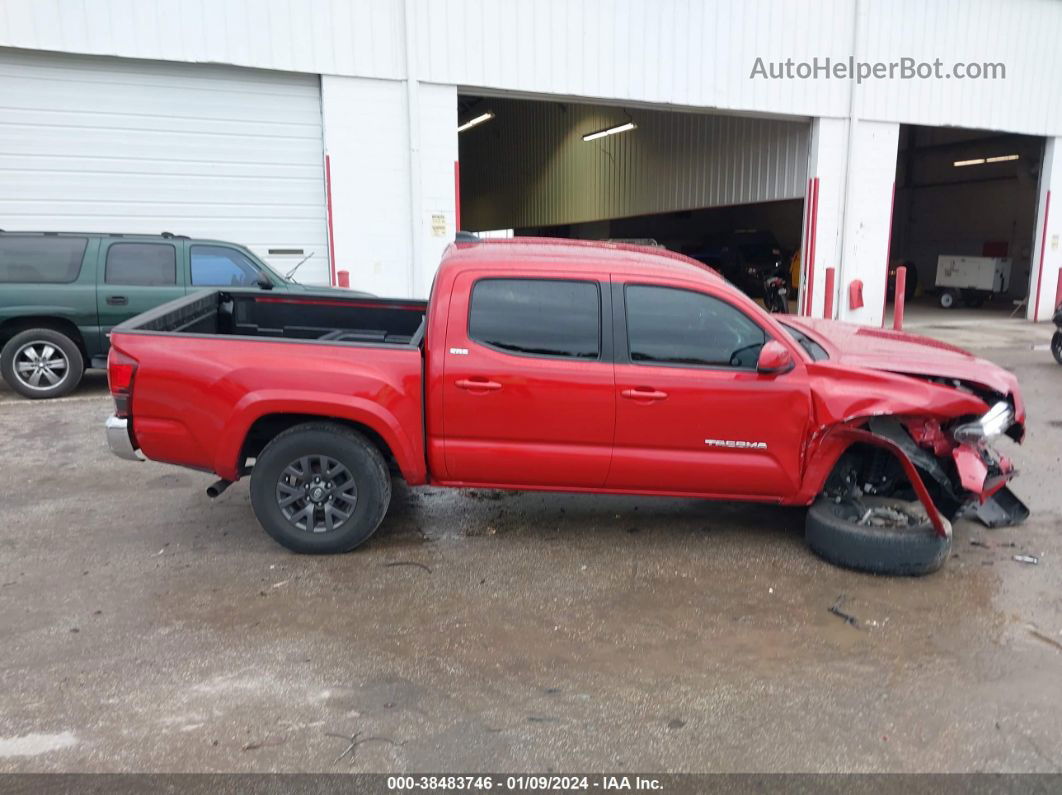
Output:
[[0, 49, 331, 284]]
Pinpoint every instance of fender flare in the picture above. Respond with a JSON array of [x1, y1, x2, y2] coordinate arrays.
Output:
[[212, 389, 425, 483], [803, 423, 951, 539]]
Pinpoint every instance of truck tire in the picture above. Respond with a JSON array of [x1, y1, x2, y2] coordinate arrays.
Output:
[[249, 423, 392, 554], [1051, 330, 1062, 365], [0, 328, 84, 399], [805, 496, 951, 576]]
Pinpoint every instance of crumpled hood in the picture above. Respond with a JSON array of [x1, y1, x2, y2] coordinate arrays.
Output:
[[786, 317, 1021, 403]]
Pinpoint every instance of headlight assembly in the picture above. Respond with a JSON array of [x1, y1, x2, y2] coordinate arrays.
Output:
[[953, 401, 1014, 444]]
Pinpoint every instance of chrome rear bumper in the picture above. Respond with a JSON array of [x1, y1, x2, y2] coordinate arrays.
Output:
[[105, 415, 142, 462]]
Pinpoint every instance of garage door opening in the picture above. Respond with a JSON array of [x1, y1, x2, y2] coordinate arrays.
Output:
[[887, 125, 1045, 320], [457, 94, 809, 310]]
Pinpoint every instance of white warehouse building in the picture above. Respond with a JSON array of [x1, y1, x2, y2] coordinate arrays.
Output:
[[3, 0, 1062, 324]]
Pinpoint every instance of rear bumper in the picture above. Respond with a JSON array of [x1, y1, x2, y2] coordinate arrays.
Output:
[[105, 415, 142, 462]]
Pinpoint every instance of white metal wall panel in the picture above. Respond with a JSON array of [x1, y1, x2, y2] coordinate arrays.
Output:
[[858, 0, 1062, 136], [3, 1, 1062, 136], [0, 49, 331, 283], [321, 75, 412, 297], [420, 0, 850, 121], [0, 0, 405, 81], [459, 99, 809, 231]]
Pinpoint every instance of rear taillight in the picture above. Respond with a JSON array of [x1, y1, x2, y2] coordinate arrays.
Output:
[[107, 348, 138, 418]]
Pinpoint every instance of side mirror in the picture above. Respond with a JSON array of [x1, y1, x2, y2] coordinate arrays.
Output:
[[756, 340, 794, 375], [255, 275, 274, 290]]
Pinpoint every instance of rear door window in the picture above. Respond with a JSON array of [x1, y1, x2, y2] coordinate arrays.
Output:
[[468, 278, 600, 359], [0, 236, 87, 283], [105, 243, 177, 286], [191, 245, 262, 287]]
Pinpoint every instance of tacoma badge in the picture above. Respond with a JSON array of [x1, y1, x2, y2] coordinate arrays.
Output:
[[705, 439, 768, 450]]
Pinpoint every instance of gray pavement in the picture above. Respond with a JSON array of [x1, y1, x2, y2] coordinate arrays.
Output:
[[0, 317, 1060, 773]]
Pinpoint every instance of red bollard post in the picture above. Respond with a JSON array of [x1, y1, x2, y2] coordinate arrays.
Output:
[[822, 267, 836, 319], [893, 266, 906, 331], [337, 270, 350, 288]]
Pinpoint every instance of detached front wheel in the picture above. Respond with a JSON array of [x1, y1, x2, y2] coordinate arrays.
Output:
[[249, 423, 391, 554], [805, 496, 951, 576]]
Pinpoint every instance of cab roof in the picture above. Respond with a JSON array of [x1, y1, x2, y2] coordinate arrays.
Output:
[[440, 237, 724, 282]]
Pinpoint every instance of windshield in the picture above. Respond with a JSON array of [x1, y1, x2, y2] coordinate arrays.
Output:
[[779, 322, 829, 361], [246, 254, 292, 284]]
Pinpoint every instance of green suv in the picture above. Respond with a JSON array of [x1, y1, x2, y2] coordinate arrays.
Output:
[[0, 231, 357, 399]]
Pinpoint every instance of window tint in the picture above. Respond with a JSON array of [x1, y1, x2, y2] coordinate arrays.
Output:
[[469, 278, 600, 359], [105, 243, 177, 286], [626, 285, 766, 368], [779, 322, 829, 361], [0, 236, 87, 283], [191, 245, 261, 287]]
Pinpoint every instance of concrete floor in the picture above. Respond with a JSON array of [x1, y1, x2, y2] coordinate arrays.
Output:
[[0, 319, 1060, 773]]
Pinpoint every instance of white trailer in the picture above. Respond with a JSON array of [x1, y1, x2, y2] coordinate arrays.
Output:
[[935, 256, 1011, 308]]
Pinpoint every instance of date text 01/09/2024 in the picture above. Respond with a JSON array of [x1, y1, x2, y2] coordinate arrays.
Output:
[[385, 775, 664, 791]]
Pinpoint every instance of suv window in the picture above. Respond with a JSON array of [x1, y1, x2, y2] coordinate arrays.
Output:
[[105, 243, 177, 286], [625, 285, 766, 368], [469, 278, 600, 359], [191, 245, 262, 287], [0, 236, 87, 283]]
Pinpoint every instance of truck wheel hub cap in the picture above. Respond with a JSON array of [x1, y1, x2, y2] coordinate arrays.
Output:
[[276, 455, 357, 534]]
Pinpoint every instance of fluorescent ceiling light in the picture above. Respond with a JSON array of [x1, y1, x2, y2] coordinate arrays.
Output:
[[458, 112, 495, 133], [954, 154, 1020, 167], [582, 121, 637, 142]]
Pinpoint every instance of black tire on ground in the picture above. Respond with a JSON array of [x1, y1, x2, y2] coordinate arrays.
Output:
[[962, 290, 986, 308], [1051, 330, 1062, 365], [249, 422, 392, 554], [805, 496, 951, 576], [0, 328, 84, 399]]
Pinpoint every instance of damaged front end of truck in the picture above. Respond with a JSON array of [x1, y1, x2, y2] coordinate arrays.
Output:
[[792, 329, 1029, 575]]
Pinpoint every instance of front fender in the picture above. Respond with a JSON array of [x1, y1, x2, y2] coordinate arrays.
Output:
[[799, 421, 951, 539]]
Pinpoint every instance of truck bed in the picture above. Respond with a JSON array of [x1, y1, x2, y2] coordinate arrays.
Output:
[[109, 288, 428, 483], [119, 289, 427, 348]]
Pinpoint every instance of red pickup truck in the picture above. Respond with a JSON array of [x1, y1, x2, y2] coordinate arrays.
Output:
[[105, 239, 1027, 575]]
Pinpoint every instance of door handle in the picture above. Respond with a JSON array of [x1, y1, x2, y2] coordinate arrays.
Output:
[[456, 378, 502, 392], [621, 387, 668, 401], [106, 295, 128, 306]]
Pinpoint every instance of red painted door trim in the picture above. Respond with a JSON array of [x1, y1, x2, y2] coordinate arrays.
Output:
[[881, 180, 896, 327], [325, 154, 338, 286], [803, 177, 820, 316], [454, 160, 461, 232], [1033, 190, 1051, 321]]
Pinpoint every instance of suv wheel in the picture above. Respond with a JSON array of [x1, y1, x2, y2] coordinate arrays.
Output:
[[0, 328, 84, 399], [249, 423, 392, 554]]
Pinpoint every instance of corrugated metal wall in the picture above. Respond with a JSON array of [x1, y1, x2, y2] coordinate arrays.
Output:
[[0, 0, 406, 80], [459, 99, 809, 231], [0, 48, 331, 281], [2, 0, 1062, 136]]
